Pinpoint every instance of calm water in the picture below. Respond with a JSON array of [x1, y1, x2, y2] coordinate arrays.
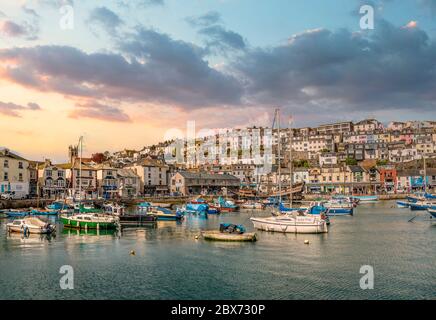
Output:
[[0, 201, 435, 300]]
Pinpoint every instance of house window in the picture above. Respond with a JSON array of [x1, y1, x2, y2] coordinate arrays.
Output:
[[19, 173, 23, 182], [4, 160, 8, 168], [18, 162, 23, 169], [46, 170, 52, 177], [58, 171, 64, 177]]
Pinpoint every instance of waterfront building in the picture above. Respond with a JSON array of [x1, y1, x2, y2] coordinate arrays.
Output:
[[379, 165, 398, 193], [129, 158, 169, 196], [170, 171, 240, 196], [0, 149, 30, 197], [96, 164, 119, 199], [64, 160, 98, 199], [117, 168, 140, 198], [28, 161, 41, 198], [37, 159, 67, 199]]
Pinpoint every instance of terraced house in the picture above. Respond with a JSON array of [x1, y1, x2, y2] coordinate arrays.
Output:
[[0, 149, 30, 198], [37, 159, 67, 199]]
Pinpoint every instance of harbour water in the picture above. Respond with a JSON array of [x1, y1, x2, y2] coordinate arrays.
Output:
[[0, 201, 435, 300]]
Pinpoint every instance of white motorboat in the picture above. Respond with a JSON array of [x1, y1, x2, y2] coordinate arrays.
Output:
[[241, 201, 264, 210], [251, 211, 328, 234], [6, 217, 56, 234]]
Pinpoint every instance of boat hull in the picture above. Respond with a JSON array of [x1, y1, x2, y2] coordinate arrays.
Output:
[[60, 217, 117, 229], [428, 208, 436, 218], [250, 217, 328, 234], [353, 195, 379, 202], [325, 207, 353, 216], [409, 204, 430, 211], [7, 225, 51, 234], [118, 215, 157, 225], [396, 201, 410, 208], [202, 231, 257, 242]]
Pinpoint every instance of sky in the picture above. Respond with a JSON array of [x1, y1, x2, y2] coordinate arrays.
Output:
[[1, 0, 436, 162]]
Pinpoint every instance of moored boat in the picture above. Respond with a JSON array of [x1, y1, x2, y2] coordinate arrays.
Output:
[[5, 210, 31, 218], [241, 201, 265, 210], [427, 208, 436, 218], [409, 200, 435, 211], [202, 230, 257, 242], [118, 213, 158, 226], [30, 208, 59, 216], [396, 200, 411, 208], [6, 217, 56, 234], [148, 207, 183, 221], [352, 195, 379, 202], [202, 223, 256, 242], [251, 212, 328, 234], [60, 213, 118, 229]]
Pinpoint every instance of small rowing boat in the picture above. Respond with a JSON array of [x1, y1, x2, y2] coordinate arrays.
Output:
[[202, 231, 257, 242], [202, 223, 256, 242]]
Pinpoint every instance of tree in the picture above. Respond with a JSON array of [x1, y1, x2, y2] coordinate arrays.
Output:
[[91, 153, 106, 164], [345, 157, 358, 166]]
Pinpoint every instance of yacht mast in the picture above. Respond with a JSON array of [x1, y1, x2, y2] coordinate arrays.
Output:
[[289, 116, 293, 208], [78, 136, 83, 205], [277, 108, 282, 203]]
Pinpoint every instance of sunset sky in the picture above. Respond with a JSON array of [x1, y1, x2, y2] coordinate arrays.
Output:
[[1, 0, 436, 162]]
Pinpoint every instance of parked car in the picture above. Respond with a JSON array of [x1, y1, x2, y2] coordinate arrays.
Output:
[[0, 191, 28, 200]]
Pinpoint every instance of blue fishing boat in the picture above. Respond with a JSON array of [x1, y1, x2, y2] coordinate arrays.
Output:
[[427, 208, 436, 218], [396, 200, 411, 208], [30, 209, 59, 216], [46, 201, 67, 211], [6, 210, 31, 218], [306, 204, 331, 225], [409, 201, 434, 211], [278, 202, 301, 213]]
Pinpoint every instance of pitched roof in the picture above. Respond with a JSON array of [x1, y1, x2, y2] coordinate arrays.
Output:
[[177, 171, 240, 181], [0, 149, 28, 161], [117, 169, 139, 178], [348, 165, 365, 173]]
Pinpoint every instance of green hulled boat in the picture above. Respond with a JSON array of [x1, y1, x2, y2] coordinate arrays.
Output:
[[60, 213, 118, 230]]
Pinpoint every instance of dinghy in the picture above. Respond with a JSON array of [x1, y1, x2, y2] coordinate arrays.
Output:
[[202, 224, 256, 242]]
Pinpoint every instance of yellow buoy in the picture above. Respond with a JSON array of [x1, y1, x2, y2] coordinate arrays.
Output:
[[304, 240, 310, 245], [195, 235, 199, 240], [130, 250, 136, 256]]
